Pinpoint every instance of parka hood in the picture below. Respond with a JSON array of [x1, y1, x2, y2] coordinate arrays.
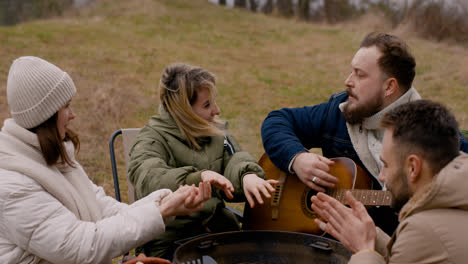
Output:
[[147, 105, 186, 141], [148, 105, 227, 143]]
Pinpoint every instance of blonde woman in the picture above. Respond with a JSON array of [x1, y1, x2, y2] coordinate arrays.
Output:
[[0, 57, 211, 264], [128, 63, 277, 258]]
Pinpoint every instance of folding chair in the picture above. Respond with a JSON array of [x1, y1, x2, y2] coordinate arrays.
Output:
[[109, 128, 142, 261], [109, 128, 141, 203]]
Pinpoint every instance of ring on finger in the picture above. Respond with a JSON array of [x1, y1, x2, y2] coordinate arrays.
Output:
[[312, 176, 318, 183]]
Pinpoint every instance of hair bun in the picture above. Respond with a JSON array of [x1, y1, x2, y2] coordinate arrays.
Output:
[[161, 63, 191, 92]]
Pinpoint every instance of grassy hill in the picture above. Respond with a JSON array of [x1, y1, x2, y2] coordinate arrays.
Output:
[[1, 0, 468, 203]]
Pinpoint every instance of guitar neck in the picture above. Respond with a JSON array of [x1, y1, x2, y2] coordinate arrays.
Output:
[[328, 189, 392, 206]]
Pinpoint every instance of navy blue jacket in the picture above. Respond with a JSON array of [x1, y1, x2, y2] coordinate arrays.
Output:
[[262, 91, 468, 177]]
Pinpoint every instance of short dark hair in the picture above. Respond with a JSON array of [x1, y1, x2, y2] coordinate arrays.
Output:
[[361, 32, 416, 92], [381, 100, 459, 174]]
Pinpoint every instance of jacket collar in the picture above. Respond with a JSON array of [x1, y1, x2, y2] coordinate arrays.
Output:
[[150, 105, 227, 142], [337, 87, 421, 180], [362, 87, 420, 130], [0, 118, 102, 222], [148, 105, 186, 140], [338, 86, 421, 126], [399, 153, 468, 221], [2, 118, 41, 149]]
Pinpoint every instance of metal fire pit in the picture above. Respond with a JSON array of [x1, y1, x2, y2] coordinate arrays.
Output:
[[173, 230, 351, 264]]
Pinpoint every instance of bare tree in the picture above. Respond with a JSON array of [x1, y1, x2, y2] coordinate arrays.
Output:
[[323, 0, 338, 23], [262, 0, 274, 14], [234, 0, 246, 8], [1, 0, 72, 26], [4, 0, 36, 25], [404, 0, 468, 43], [249, 0, 258, 12], [277, 0, 293, 17], [297, 0, 309, 20]]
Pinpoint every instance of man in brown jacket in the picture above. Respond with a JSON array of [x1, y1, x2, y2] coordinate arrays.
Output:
[[311, 100, 468, 263]]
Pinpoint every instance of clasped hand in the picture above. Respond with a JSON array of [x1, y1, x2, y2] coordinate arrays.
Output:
[[201, 170, 235, 199], [201, 170, 278, 208], [159, 182, 211, 218]]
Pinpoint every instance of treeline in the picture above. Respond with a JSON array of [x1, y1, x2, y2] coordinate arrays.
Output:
[[228, 0, 468, 44], [0, 0, 73, 25]]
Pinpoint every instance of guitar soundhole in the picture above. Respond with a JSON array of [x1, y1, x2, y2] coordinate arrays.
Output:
[[301, 187, 319, 219]]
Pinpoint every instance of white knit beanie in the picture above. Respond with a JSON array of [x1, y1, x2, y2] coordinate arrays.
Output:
[[7, 56, 77, 129]]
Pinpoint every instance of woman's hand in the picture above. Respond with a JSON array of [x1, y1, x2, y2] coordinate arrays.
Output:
[[242, 174, 278, 208], [159, 182, 211, 218], [201, 170, 234, 199]]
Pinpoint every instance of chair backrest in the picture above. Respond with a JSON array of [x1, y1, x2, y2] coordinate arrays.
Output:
[[110, 128, 141, 204], [121, 128, 141, 203]]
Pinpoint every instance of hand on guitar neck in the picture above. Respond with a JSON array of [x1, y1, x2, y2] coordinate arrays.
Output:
[[292, 152, 339, 192]]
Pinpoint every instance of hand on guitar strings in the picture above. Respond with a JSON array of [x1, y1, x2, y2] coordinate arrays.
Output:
[[201, 170, 235, 199], [242, 174, 279, 208], [311, 191, 377, 253], [292, 152, 338, 192]]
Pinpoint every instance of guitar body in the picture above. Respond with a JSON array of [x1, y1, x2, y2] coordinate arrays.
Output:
[[243, 154, 372, 235]]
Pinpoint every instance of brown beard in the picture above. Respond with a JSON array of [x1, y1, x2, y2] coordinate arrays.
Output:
[[342, 91, 383, 124], [389, 167, 411, 212]]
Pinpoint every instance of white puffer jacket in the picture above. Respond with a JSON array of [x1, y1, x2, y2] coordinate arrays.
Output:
[[0, 119, 173, 264]]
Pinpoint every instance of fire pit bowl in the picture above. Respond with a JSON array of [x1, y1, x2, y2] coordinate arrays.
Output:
[[173, 230, 351, 264]]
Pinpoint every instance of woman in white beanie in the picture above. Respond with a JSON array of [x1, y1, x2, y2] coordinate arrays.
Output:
[[0, 56, 211, 264]]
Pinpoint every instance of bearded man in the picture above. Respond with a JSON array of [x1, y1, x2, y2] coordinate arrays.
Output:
[[261, 32, 468, 235], [311, 100, 468, 263]]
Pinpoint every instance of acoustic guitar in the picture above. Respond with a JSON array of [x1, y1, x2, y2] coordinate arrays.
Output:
[[243, 153, 392, 235]]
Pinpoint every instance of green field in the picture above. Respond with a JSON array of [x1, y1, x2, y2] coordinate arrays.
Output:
[[1, 0, 467, 205]]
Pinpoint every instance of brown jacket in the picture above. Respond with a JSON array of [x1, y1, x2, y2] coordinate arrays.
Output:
[[349, 153, 468, 264]]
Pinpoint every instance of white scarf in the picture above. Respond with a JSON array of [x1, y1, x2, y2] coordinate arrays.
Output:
[[0, 118, 102, 222], [339, 87, 421, 184]]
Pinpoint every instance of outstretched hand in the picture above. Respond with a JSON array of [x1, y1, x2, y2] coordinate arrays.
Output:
[[159, 182, 211, 218], [201, 170, 234, 199], [242, 173, 278, 208], [292, 152, 338, 192], [311, 191, 376, 253]]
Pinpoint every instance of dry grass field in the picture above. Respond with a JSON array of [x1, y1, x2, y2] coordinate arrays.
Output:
[[1, 0, 468, 205]]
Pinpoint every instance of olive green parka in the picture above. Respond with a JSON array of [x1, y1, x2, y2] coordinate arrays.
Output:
[[128, 107, 265, 257]]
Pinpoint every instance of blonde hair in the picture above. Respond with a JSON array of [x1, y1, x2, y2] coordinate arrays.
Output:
[[159, 63, 224, 149]]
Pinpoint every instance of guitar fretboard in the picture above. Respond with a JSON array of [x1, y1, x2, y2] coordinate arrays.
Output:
[[328, 189, 392, 206]]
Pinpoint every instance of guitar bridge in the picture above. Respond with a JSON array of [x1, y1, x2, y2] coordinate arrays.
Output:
[[271, 171, 287, 220]]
